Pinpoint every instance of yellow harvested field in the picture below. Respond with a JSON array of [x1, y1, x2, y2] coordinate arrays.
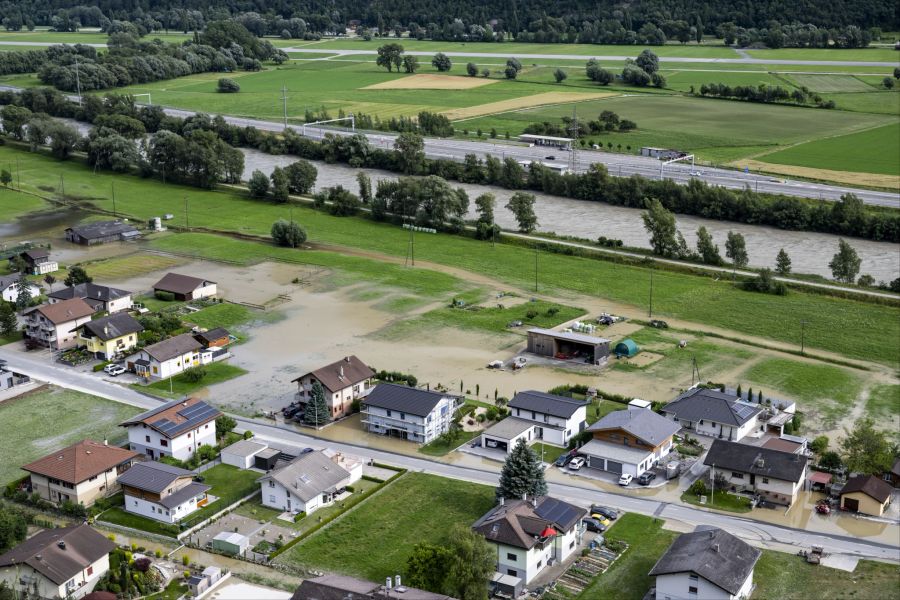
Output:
[[83, 253, 187, 280], [731, 159, 900, 190], [363, 74, 499, 90], [445, 92, 617, 120]]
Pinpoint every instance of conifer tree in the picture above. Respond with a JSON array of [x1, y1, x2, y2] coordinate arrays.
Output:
[[496, 438, 547, 501], [304, 381, 330, 427]]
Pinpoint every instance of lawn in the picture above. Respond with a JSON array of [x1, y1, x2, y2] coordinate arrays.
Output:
[[0, 386, 140, 484], [752, 552, 900, 599], [98, 506, 182, 537], [866, 384, 900, 426], [180, 464, 261, 528], [744, 47, 900, 62], [531, 442, 566, 463], [146, 581, 189, 600], [77, 253, 186, 282], [680, 490, 753, 513], [139, 362, 249, 399], [186, 302, 268, 329], [577, 513, 677, 600], [275, 472, 495, 579], [418, 429, 481, 456], [0, 186, 47, 220]]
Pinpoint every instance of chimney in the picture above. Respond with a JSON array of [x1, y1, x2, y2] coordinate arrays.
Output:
[[345, 356, 351, 363], [499, 496, 505, 506], [385, 577, 392, 590], [395, 575, 402, 588], [522, 492, 527, 501], [339, 365, 344, 379], [104, 325, 109, 337], [712, 543, 719, 553], [532, 497, 537, 508]]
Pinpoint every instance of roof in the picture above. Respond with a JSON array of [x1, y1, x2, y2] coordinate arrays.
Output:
[[704, 439, 807, 483], [222, 439, 268, 458], [809, 471, 833, 485], [482, 417, 536, 441], [117, 461, 197, 494], [153, 272, 215, 294], [49, 282, 131, 304], [194, 327, 230, 344], [33, 298, 95, 324], [0, 524, 115, 585], [663, 388, 762, 427], [528, 327, 610, 345], [120, 397, 221, 438], [761, 438, 802, 454], [84, 592, 118, 600], [840, 474, 893, 504], [21, 439, 139, 484], [157, 481, 211, 509], [649, 528, 761, 596], [66, 220, 138, 240], [0, 274, 38, 293], [579, 438, 657, 464], [509, 390, 589, 419], [258, 450, 351, 503], [292, 355, 375, 393], [519, 134, 574, 142], [81, 312, 143, 341], [363, 383, 456, 418], [293, 575, 457, 600], [213, 532, 247, 545], [472, 496, 586, 551], [22, 248, 50, 262], [587, 408, 680, 446], [139, 332, 203, 362]]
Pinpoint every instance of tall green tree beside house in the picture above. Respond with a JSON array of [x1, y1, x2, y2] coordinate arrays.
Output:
[[496, 438, 547, 501], [406, 543, 453, 592], [64, 266, 92, 286], [13, 275, 31, 311], [304, 381, 330, 427], [840, 418, 894, 475], [443, 526, 494, 600], [0, 302, 17, 336]]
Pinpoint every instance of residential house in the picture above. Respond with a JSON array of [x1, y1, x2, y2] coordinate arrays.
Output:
[[49, 283, 133, 314], [79, 313, 143, 360], [648, 527, 761, 600], [293, 575, 457, 600], [65, 221, 140, 245], [839, 474, 893, 516], [120, 397, 221, 461], [125, 332, 203, 380], [704, 439, 808, 506], [23, 298, 94, 349], [505, 390, 588, 446], [22, 439, 139, 507], [0, 524, 115, 600], [360, 383, 459, 444], [888, 458, 900, 488], [662, 387, 762, 442], [472, 496, 586, 584], [193, 327, 231, 348], [0, 273, 41, 303], [257, 449, 362, 516], [0, 359, 29, 391], [152, 273, 217, 301], [579, 408, 680, 478], [292, 355, 375, 420], [11, 248, 58, 275], [117, 461, 210, 523]]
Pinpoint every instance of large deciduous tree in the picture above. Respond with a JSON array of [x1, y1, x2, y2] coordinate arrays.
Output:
[[505, 192, 538, 233], [376, 43, 404, 72], [271, 219, 306, 248], [724, 231, 748, 269], [829, 238, 861, 283], [642, 199, 679, 257], [840, 418, 894, 475], [394, 131, 425, 175], [443, 526, 495, 600], [431, 52, 452, 72]]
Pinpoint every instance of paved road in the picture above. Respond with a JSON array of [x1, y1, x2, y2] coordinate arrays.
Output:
[[3, 346, 898, 564]]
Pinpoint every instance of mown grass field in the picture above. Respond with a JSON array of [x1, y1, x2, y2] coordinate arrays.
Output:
[[0, 386, 140, 484], [75, 253, 186, 281], [0, 187, 47, 220], [751, 552, 900, 599], [140, 362, 248, 399], [0, 30, 190, 44], [275, 472, 495, 579]]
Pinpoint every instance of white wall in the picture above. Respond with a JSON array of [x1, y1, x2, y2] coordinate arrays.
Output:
[[1, 282, 41, 303], [655, 571, 752, 600], [364, 397, 456, 443], [106, 295, 133, 314], [194, 283, 217, 299], [127, 421, 216, 461], [125, 492, 203, 523]]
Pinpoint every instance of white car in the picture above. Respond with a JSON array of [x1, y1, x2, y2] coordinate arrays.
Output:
[[689, 170, 703, 177], [104, 364, 126, 377], [618, 473, 633, 486], [568, 457, 586, 470]]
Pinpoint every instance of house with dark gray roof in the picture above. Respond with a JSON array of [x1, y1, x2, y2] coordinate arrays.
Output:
[[481, 391, 589, 453], [292, 355, 375, 420], [704, 439, 808, 506], [0, 524, 116, 600], [649, 527, 761, 600], [120, 397, 221, 461], [472, 496, 587, 584], [152, 273, 217, 301], [662, 387, 762, 442], [124, 332, 204, 382], [49, 283, 133, 314], [360, 383, 459, 444], [257, 449, 361, 516], [65, 220, 140, 245], [0, 273, 41, 304], [580, 408, 681, 478], [79, 312, 144, 359], [10, 247, 58, 275], [839, 474, 894, 517], [117, 461, 210, 523]]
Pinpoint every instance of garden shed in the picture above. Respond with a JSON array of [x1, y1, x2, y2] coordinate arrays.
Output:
[[614, 338, 640, 358], [211, 531, 249, 556]]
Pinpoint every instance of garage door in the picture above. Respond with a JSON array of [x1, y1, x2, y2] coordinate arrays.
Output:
[[606, 461, 623, 475], [484, 437, 508, 452], [843, 497, 859, 512]]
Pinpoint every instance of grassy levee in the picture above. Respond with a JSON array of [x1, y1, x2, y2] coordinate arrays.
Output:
[[1, 144, 898, 367]]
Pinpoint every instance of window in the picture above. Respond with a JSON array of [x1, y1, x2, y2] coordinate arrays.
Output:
[[506, 553, 517, 561], [160, 439, 168, 447], [145, 435, 151, 443], [400, 412, 406, 421], [569, 540, 575, 549], [187, 432, 192, 438], [387, 410, 392, 417], [269, 481, 275, 488], [507, 569, 517, 577], [689, 574, 698, 582], [205, 424, 209, 429], [762, 477, 770, 484], [731, 472, 745, 480], [87, 566, 93, 577], [269, 495, 276, 503], [536, 560, 542, 569], [89, 475, 98, 481], [688, 586, 698, 595]]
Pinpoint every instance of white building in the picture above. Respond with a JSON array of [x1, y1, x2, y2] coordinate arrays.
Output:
[[481, 390, 589, 452], [257, 449, 362, 516], [662, 387, 762, 442], [579, 408, 680, 478], [23, 298, 94, 350], [0, 524, 115, 600], [473, 496, 586, 585], [292, 355, 375, 420], [48, 283, 132, 314], [152, 272, 217, 301], [117, 461, 210, 524], [360, 383, 459, 444], [221, 439, 270, 469], [649, 527, 761, 600], [704, 439, 808, 506], [0, 274, 41, 304], [125, 332, 204, 380], [120, 397, 221, 461]]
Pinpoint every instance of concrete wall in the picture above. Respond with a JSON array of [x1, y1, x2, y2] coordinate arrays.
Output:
[[654, 572, 747, 600]]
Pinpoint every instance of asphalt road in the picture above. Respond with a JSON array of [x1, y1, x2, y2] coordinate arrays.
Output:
[[3, 346, 898, 564]]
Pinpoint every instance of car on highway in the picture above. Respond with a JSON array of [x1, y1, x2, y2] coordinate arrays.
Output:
[[589, 505, 618, 520], [104, 364, 126, 376], [582, 518, 607, 533], [545, 155, 556, 160], [637, 471, 657, 485], [689, 170, 703, 177], [618, 473, 633, 486], [554, 452, 575, 468], [568, 456, 586, 470]]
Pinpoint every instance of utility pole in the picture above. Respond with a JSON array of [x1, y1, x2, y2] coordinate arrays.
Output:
[[58, 174, 65, 198], [74, 55, 83, 105], [16, 157, 20, 190], [648, 264, 654, 318], [111, 182, 117, 217], [568, 105, 578, 174], [184, 196, 189, 229], [281, 83, 288, 129], [800, 319, 809, 355], [534, 248, 538, 292], [290, 204, 296, 248], [405, 217, 415, 267], [691, 356, 701, 386], [710, 462, 715, 505]]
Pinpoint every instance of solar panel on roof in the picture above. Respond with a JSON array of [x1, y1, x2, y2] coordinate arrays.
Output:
[[733, 404, 756, 419], [534, 499, 580, 527]]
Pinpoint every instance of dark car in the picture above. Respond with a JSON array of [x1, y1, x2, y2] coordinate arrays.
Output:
[[545, 155, 556, 160], [554, 452, 574, 467], [300, 447, 315, 454], [637, 471, 657, 485], [589, 505, 618, 520], [582, 518, 607, 533]]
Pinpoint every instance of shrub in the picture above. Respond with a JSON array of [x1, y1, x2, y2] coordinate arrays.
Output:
[[182, 366, 207, 383], [133, 557, 152, 573], [154, 290, 175, 302], [182, 555, 190, 566], [217, 78, 240, 93], [485, 406, 499, 421], [525, 310, 538, 319], [688, 479, 708, 496], [293, 511, 306, 523]]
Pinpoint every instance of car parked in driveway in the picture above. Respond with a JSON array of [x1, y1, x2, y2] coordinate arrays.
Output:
[[618, 473, 633, 486], [554, 452, 575, 468], [589, 514, 611, 527], [637, 471, 657, 485], [104, 364, 126, 376], [582, 518, 607, 533], [590, 505, 618, 520], [568, 456, 586, 470]]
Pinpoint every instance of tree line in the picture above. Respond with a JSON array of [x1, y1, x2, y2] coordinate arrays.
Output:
[[696, 83, 835, 109]]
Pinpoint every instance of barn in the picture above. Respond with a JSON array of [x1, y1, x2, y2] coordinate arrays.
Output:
[[526, 328, 610, 364]]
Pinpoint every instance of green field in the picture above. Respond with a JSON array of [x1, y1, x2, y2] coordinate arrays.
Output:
[[0, 31, 190, 44], [866, 384, 900, 425], [0, 187, 47, 220], [140, 362, 248, 399], [0, 387, 140, 484], [745, 47, 900, 62], [275, 472, 495, 579], [786, 74, 875, 93], [757, 122, 900, 176], [752, 552, 900, 599], [680, 489, 753, 513]]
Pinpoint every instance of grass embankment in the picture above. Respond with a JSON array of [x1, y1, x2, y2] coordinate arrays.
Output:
[[0, 387, 140, 484], [680, 490, 753, 513], [275, 472, 495, 579], [139, 362, 249, 399], [1, 146, 897, 366], [0, 186, 47, 220]]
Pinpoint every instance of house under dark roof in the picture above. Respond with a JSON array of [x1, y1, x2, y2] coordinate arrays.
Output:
[[120, 397, 221, 439], [649, 527, 761, 596], [0, 524, 115, 586], [472, 496, 586, 550], [81, 312, 143, 341], [587, 408, 681, 446], [65, 220, 140, 244], [193, 327, 230, 345], [362, 383, 457, 417], [509, 390, 589, 419], [153, 272, 214, 295], [704, 439, 807, 483], [139, 332, 203, 362], [49, 283, 131, 308], [663, 387, 762, 426], [292, 355, 375, 393], [116, 461, 195, 494], [839, 474, 893, 504]]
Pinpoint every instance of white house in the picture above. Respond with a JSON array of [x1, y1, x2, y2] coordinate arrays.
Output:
[[662, 387, 762, 442], [116, 461, 210, 524], [360, 383, 459, 444], [579, 408, 680, 478], [473, 496, 586, 585], [0, 274, 41, 303], [649, 527, 761, 600], [11, 248, 58, 276], [292, 355, 375, 420], [257, 449, 362, 516], [23, 298, 94, 350], [126, 332, 203, 380], [152, 272, 217, 301], [48, 283, 132, 314], [0, 524, 115, 600], [120, 397, 221, 461], [482, 391, 589, 453], [704, 439, 808, 506]]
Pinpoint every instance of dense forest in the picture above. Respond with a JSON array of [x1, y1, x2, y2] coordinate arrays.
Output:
[[0, 1, 894, 47]]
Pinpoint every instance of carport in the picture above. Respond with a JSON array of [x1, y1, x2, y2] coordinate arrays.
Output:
[[527, 328, 611, 364], [481, 417, 536, 453]]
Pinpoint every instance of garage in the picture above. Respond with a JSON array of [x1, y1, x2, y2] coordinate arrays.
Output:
[[527, 328, 611, 365], [606, 461, 623, 475], [481, 418, 536, 454], [843, 498, 859, 512]]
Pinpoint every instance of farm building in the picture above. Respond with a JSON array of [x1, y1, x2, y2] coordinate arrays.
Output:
[[614, 338, 640, 358], [153, 272, 217, 301], [526, 328, 610, 364], [211, 532, 250, 556], [65, 221, 140, 245], [839, 475, 893, 517]]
